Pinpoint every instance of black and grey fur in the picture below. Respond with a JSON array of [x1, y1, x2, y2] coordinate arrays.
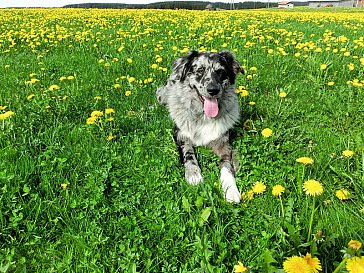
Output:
[[156, 50, 244, 203]]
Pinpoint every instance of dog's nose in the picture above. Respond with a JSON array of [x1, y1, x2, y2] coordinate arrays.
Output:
[[207, 88, 219, 96]]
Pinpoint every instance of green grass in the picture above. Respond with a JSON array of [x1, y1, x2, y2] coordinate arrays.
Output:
[[0, 8, 364, 272]]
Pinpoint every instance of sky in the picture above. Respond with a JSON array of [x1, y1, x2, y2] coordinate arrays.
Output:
[[0, 0, 233, 8]]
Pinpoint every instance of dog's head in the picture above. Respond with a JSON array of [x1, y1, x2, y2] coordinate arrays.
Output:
[[172, 50, 243, 118]]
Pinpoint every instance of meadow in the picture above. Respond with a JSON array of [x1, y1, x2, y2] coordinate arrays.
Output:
[[0, 7, 364, 272]]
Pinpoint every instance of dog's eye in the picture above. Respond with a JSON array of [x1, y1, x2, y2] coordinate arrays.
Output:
[[216, 69, 226, 78], [196, 67, 205, 74]]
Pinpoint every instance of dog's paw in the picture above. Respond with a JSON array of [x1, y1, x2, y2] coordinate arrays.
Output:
[[225, 186, 241, 203], [220, 166, 241, 203], [185, 164, 203, 185]]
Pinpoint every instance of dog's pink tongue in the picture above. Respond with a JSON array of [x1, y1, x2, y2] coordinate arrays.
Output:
[[203, 97, 219, 118]]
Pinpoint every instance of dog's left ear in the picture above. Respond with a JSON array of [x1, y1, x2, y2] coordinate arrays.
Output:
[[172, 50, 199, 82], [218, 50, 244, 75]]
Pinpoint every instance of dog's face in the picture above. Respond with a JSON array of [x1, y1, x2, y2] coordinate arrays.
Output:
[[172, 51, 243, 118]]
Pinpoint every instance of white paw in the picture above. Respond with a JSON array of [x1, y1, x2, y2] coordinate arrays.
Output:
[[185, 164, 203, 185], [220, 167, 241, 203]]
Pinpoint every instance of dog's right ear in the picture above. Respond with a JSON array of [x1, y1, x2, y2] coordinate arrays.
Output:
[[218, 50, 244, 75], [172, 50, 199, 82]]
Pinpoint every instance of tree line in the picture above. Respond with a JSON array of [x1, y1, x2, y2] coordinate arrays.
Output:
[[63, 1, 308, 10]]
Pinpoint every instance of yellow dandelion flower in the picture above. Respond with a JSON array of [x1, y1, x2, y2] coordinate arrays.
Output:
[[296, 157, 314, 165], [328, 82, 335, 86], [336, 189, 350, 201], [107, 134, 116, 141], [114, 84, 121, 89], [125, 90, 132, 96], [348, 240, 362, 251], [252, 181, 266, 194], [342, 150, 354, 158], [105, 108, 115, 115], [344, 51, 351, 57], [30, 78, 40, 84], [304, 253, 322, 273], [279, 91, 287, 98], [303, 180, 323, 197], [60, 76, 67, 81], [127, 58, 133, 63], [151, 63, 158, 69], [346, 256, 364, 273], [128, 77, 135, 83], [86, 116, 97, 125], [0, 111, 15, 120], [180, 47, 189, 53], [90, 110, 103, 117], [320, 64, 327, 70], [234, 261, 248, 273], [27, 94, 36, 100], [261, 128, 273, 138], [283, 256, 311, 273], [4, 111, 14, 118], [67, 75, 75, 80], [240, 90, 249, 97], [49, 84, 60, 91], [61, 183, 68, 190], [248, 101, 256, 106], [272, 185, 285, 197], [248, 189, 255, 199], [94, 96, 102, 100]]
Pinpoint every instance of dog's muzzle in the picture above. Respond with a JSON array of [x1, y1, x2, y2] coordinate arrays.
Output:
[[207, 83, 220, 96], [193, 84, 219, 118]]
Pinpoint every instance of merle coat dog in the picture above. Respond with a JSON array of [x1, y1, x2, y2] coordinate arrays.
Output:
[[156, 50, 244, 203]]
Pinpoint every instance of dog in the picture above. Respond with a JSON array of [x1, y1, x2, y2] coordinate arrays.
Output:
[[156, 50, 244, 203]]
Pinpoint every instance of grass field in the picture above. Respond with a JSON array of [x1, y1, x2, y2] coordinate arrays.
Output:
[[0, 7, 364, 272]]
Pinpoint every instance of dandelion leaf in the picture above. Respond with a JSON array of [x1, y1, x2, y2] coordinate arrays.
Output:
[[182, 196, 191, 213], [199, 207, 212, 226]]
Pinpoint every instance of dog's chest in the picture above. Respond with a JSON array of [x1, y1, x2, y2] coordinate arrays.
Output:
[[178, 117, 232, 146]]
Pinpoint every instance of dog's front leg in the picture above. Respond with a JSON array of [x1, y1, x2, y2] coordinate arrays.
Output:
[[210, 136, 241, 203], [174, 128, 203, 185]]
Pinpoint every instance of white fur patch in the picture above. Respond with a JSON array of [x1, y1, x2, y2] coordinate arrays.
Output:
[[185, 164, 203, 185], [179, 119, 231, 147], [220, 166, 241, 203]]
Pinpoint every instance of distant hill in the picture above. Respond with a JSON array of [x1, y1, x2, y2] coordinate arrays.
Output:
[[63, 1, 308, 10]]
